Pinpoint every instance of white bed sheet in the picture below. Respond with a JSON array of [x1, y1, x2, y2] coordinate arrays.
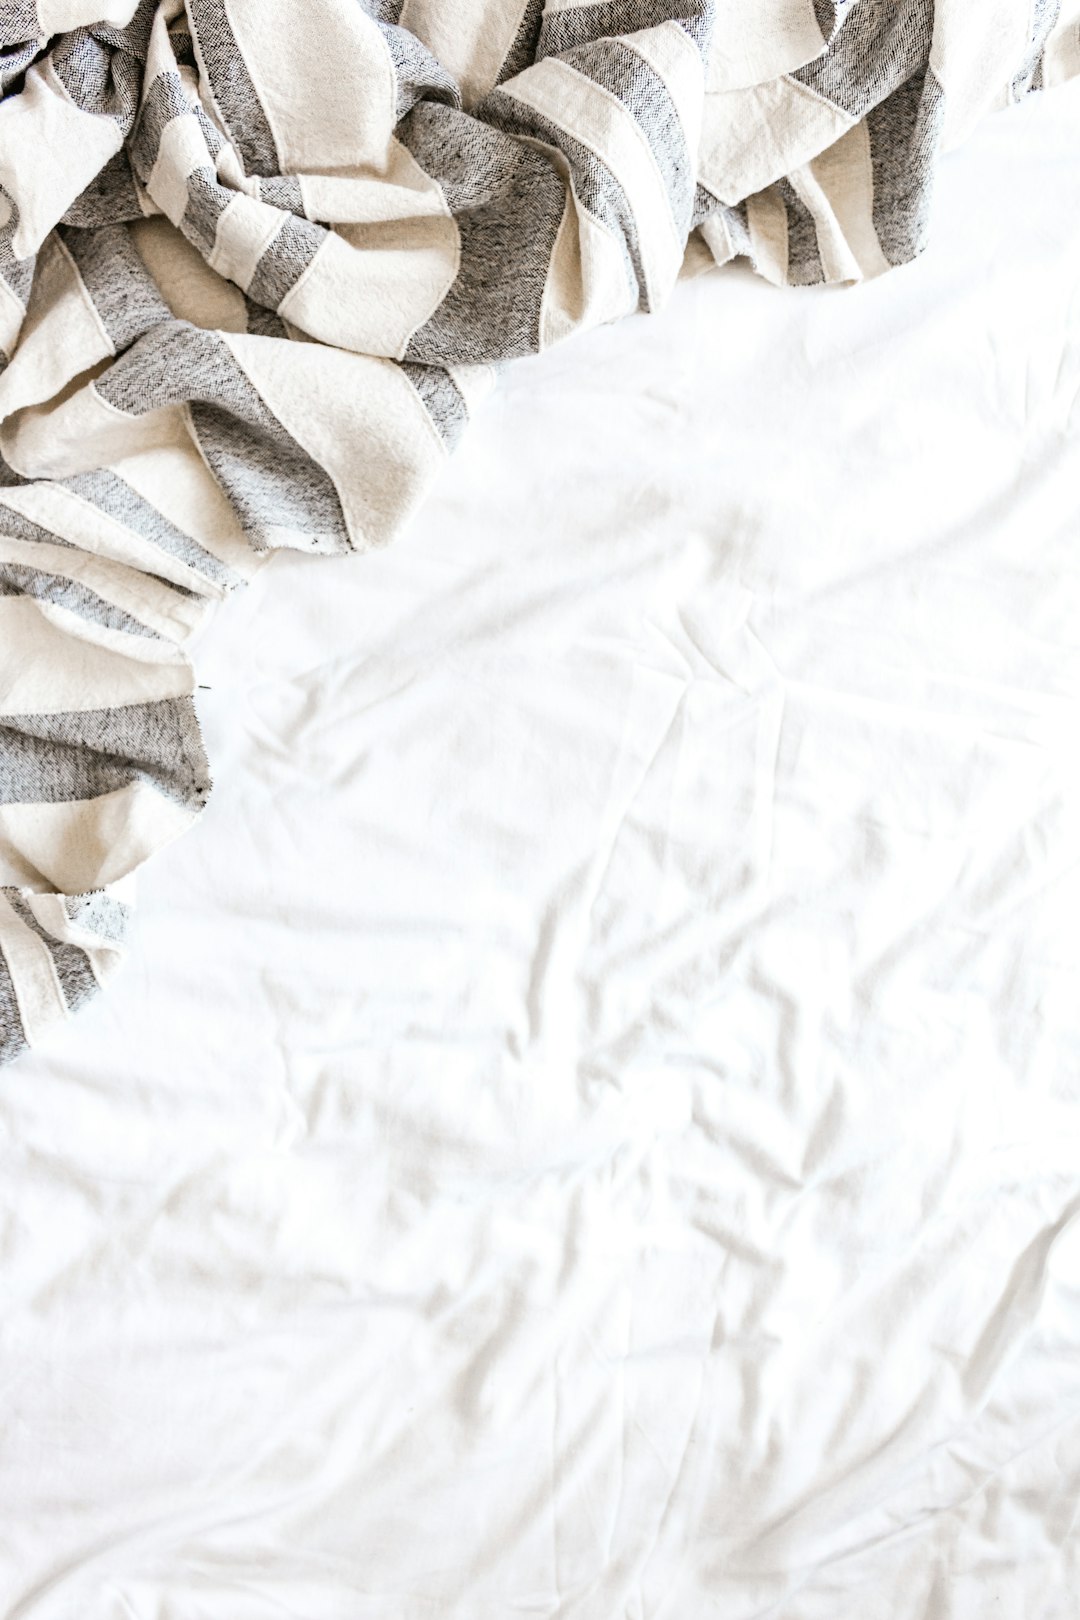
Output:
[[3, 81, 1080, 1619]]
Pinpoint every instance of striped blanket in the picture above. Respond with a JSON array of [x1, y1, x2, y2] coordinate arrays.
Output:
[[1, 1, 1077, 1066]]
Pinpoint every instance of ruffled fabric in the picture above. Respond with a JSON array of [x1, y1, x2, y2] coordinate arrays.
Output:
[[0, 0, 1076, 1061]]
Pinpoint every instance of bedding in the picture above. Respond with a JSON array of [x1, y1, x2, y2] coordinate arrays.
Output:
[[3, 5, 1080, 1619], [2, 0, 1079, 1062], [2, 46, 1080, 1620], [2, 44, 1080, 1620]]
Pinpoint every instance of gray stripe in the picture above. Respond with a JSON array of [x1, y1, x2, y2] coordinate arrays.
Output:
[[0, 698, 211, 813], [497, 0, 544, 85], [401, 363, 469, 450], [0, 559, 161, 638], [866, 63, 945, 267], [359, 0, 404, 20], [0, 503, 78, 549], [180, 166, 231, 255], [188, 0, 280, 175], [59, 222, 171, 351], [5, 892, 98, 1015], [539, 0, 711, 60], [0, 931, 28, 1064], [168, 23, 196, 69], [65, 891, 131, 945], [1, 35, 43, 93], [244, 298, 288, 339], [793, 0, 933, 121], [694, 195, 750, 257], [78, 4, 156, 56], [401, 102, 570, 362], [811, 0, 835, 42], [775, 178, 823, 285], [726, 199, 752, 258], [0, 2, 39, 50], [380, 22, 461, 121], [691, 180, 720, 229], [64, 887, 131, 946], [129, 69, 192, 179], [473, 89, 644, 325], [92, 321, 350, 548], [193, 100, 226, 160], [190, 401, 350, 550], [62, 469, 239, 589], [60, 151, 142, 228], [50, 23, 145, 124], [91, 317, 254, 416], [1012, 0, 1061, 98], [0, 185, 34, 307], [245, 213, 326, 311], [561, 37, 695, 234], [257, 174, 304, 215]]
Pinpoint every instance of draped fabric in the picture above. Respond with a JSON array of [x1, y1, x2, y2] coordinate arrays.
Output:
[[0, 0, 1077, 1064]]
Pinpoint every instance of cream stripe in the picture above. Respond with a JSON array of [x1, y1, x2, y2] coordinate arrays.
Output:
[[0, 784, 197, 893], [621, 21, 705, 166], [37, 0, 141, 27], [705, 0, 826, 92], [114, 441, 261, 582], [787, 163, 855, 284], [22, 892, 126, 993], [208, 191, 283, 291], [445, 364, 498, 416], [698, 211, 738, 268], [298, 137, 453, 226], [746, 187, 789, 286], [2, 375, 186, 482], [89, 943, 124, 991], [0, 483, 223, 598], [538, 178, 637, 348], [398, 0, 531, 105], [277, 215, 459, 359], [0, 235, 115, 425], [815, 119, 892, 281], [508, 131, 635, 345], [0, 889, 68, 1046], [25, 892, 82, 944], [224, 0, 396, 174], [699, 76, 853, 207], [0, 535, 205, 643], [221, 332, 444, 551], [0, 59, 123, 261], [144, 2, 185, 81], [0, 596, 193, 718], [931, 0, 1033, 148], [501, 56, 683, 307], [146, 99, 214, 227], [1042, 7, 1080, 85], [0, 277, 23, 361], [789, 121, 891, 284]]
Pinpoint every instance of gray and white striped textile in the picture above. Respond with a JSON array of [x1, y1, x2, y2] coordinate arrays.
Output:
[[1, 0, 1077, 1065]]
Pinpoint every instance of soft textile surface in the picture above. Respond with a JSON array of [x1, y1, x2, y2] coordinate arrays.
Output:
[[3, 78, 1080, 1617], [1, 0, 1079, 1060]]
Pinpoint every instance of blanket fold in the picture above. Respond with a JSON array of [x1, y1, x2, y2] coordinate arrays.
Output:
[[0, 0, 1077, 1063]]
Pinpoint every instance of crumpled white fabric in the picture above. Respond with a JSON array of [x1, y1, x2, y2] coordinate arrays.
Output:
[[2, 76, 1080, 1620]]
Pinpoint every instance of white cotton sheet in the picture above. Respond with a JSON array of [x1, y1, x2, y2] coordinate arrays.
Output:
[[2, 80, 1080, 1620]]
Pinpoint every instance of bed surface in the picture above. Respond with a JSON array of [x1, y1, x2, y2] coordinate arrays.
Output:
[[3, 80, 1080, 1618]]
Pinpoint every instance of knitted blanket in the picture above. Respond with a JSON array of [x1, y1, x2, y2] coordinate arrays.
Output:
[[0, 0, 1076, 1065]]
